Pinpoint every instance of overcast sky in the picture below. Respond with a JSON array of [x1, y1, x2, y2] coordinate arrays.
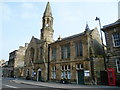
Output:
[[0, 0, 119, 61]]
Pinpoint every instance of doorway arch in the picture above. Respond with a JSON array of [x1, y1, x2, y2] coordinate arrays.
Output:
[[37, 68, 42, 81]]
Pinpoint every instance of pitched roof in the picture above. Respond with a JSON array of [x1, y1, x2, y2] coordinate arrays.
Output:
[[102, 19, 120, 30]]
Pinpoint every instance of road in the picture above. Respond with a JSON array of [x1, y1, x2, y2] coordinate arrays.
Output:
[[1, 77, 120, 90], [2, 77, 47, 89], [2, 77, 70, 90]]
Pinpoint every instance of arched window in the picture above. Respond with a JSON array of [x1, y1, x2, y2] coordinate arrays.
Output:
[[30, 48, 35, 61], [47, 18, 49, 23]]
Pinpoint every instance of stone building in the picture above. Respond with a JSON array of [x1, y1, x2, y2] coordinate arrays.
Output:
[[2, 61, 9, 77], [23, 2, 105, 84], [24, 2, 54, 81], [0, 59, 5, 67], [14, 43, 28, 78], [8, 50, 17, 77], [49, 25, 105, 85], [102, 19, 120, 85]]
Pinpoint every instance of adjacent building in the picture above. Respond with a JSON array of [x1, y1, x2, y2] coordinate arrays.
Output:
[[102, 19, 120, 85], [8, 50, 17, 77], [2, 61, 9, 77], [14, 43, 28, 78], [0, 59, 5, 67]]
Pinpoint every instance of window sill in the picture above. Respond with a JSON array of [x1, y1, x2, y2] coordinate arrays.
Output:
[[61, 58, 70, 60], [113, 46, 120, 48], [74, 57, 83, 59]]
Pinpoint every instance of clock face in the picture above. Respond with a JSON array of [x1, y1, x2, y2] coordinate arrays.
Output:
[[46, 24, 49, 26]]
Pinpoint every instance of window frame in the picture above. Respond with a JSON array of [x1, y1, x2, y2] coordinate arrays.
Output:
[[61, 44, 70, 59], [116, 58, 120, 73], [51, 66, 56, 79], [112, 33, 120, 47], [75, 41, 83, 57], [51, 47, 57, 60]]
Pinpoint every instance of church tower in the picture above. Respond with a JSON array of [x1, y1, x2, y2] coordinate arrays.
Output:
[[41, 2, 54, 43]]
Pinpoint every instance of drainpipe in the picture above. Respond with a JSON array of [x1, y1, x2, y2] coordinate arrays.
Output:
[[48, 45, 50, 81]]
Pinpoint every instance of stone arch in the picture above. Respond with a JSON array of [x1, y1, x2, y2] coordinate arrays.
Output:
[[37, 68, 42, 81]]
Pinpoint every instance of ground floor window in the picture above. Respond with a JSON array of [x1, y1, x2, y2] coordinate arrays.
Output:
[[61, 65, 71, 79], [76, 63, 84, 70], [116, 58, 120, 73], [51, 66, 56, 79], [61, 71, 71, 79], [26, 69, 29, 76]]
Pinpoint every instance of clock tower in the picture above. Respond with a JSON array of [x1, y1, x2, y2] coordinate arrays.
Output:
[[41, 2, 54, 43]]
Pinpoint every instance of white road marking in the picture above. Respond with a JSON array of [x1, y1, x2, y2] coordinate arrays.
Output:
[[2, 84, 18, 88]]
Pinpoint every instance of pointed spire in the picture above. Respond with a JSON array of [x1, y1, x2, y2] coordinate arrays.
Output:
[[85, 22, 90, 31], [44, 2, 52, 17]]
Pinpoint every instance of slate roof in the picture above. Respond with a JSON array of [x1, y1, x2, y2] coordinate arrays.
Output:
[[49, 29, 94, 45], [102, 19, 120, 30]]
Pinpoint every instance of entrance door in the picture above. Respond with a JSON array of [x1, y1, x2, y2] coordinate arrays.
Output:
[[100, 71, 108, 85], [38, 71, 41, 81], [77, 70, 84, 85]]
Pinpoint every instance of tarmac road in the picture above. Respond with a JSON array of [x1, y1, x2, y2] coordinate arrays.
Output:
[[1, 77, 120, 90]]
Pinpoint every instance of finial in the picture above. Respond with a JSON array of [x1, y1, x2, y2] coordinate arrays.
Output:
[[85, 22, 90, 31], [58, 35, 61, 41]]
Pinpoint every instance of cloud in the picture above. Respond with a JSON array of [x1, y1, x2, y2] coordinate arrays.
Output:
[[20, 3, 40, 19], [21, 12, 39, 19], [21, 3, 38, 11], [1, 0, 119, 3], [61, 11, 82, 22], [57, 5, 83, 22], [0, 3, 12, 21]]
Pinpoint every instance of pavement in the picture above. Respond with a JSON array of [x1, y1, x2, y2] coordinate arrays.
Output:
[[12, 78, 120, 89]]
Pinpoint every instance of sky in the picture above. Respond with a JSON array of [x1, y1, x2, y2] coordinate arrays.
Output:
[[0, 0, 119, 61]]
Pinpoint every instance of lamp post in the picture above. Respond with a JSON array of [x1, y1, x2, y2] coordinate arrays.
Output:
[[95, 17, 104, 44], [95, 17, 107, 70]]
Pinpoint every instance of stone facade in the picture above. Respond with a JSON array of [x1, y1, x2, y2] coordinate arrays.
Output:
[[49, 27, 104, 85], [22, 2, 105, 85], [24, 2, 54, 81], [8, 50, 17, 77], [14, 43, 28, 78], [2, 61, 9, 77], [0, 59, 5, 67], [102, 19, 120, 85]]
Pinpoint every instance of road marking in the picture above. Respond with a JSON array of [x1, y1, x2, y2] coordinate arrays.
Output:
[[3, 84, 18, 88]]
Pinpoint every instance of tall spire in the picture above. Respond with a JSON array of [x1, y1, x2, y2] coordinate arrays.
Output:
[[44, 2, 52, 17]]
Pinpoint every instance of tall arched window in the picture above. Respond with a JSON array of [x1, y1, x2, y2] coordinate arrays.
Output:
[[30, 48, 35, 61]]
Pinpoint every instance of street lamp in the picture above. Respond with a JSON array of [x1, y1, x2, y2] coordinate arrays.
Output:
[[95, 17, 104, 44], [95, 17, 107, 70]]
